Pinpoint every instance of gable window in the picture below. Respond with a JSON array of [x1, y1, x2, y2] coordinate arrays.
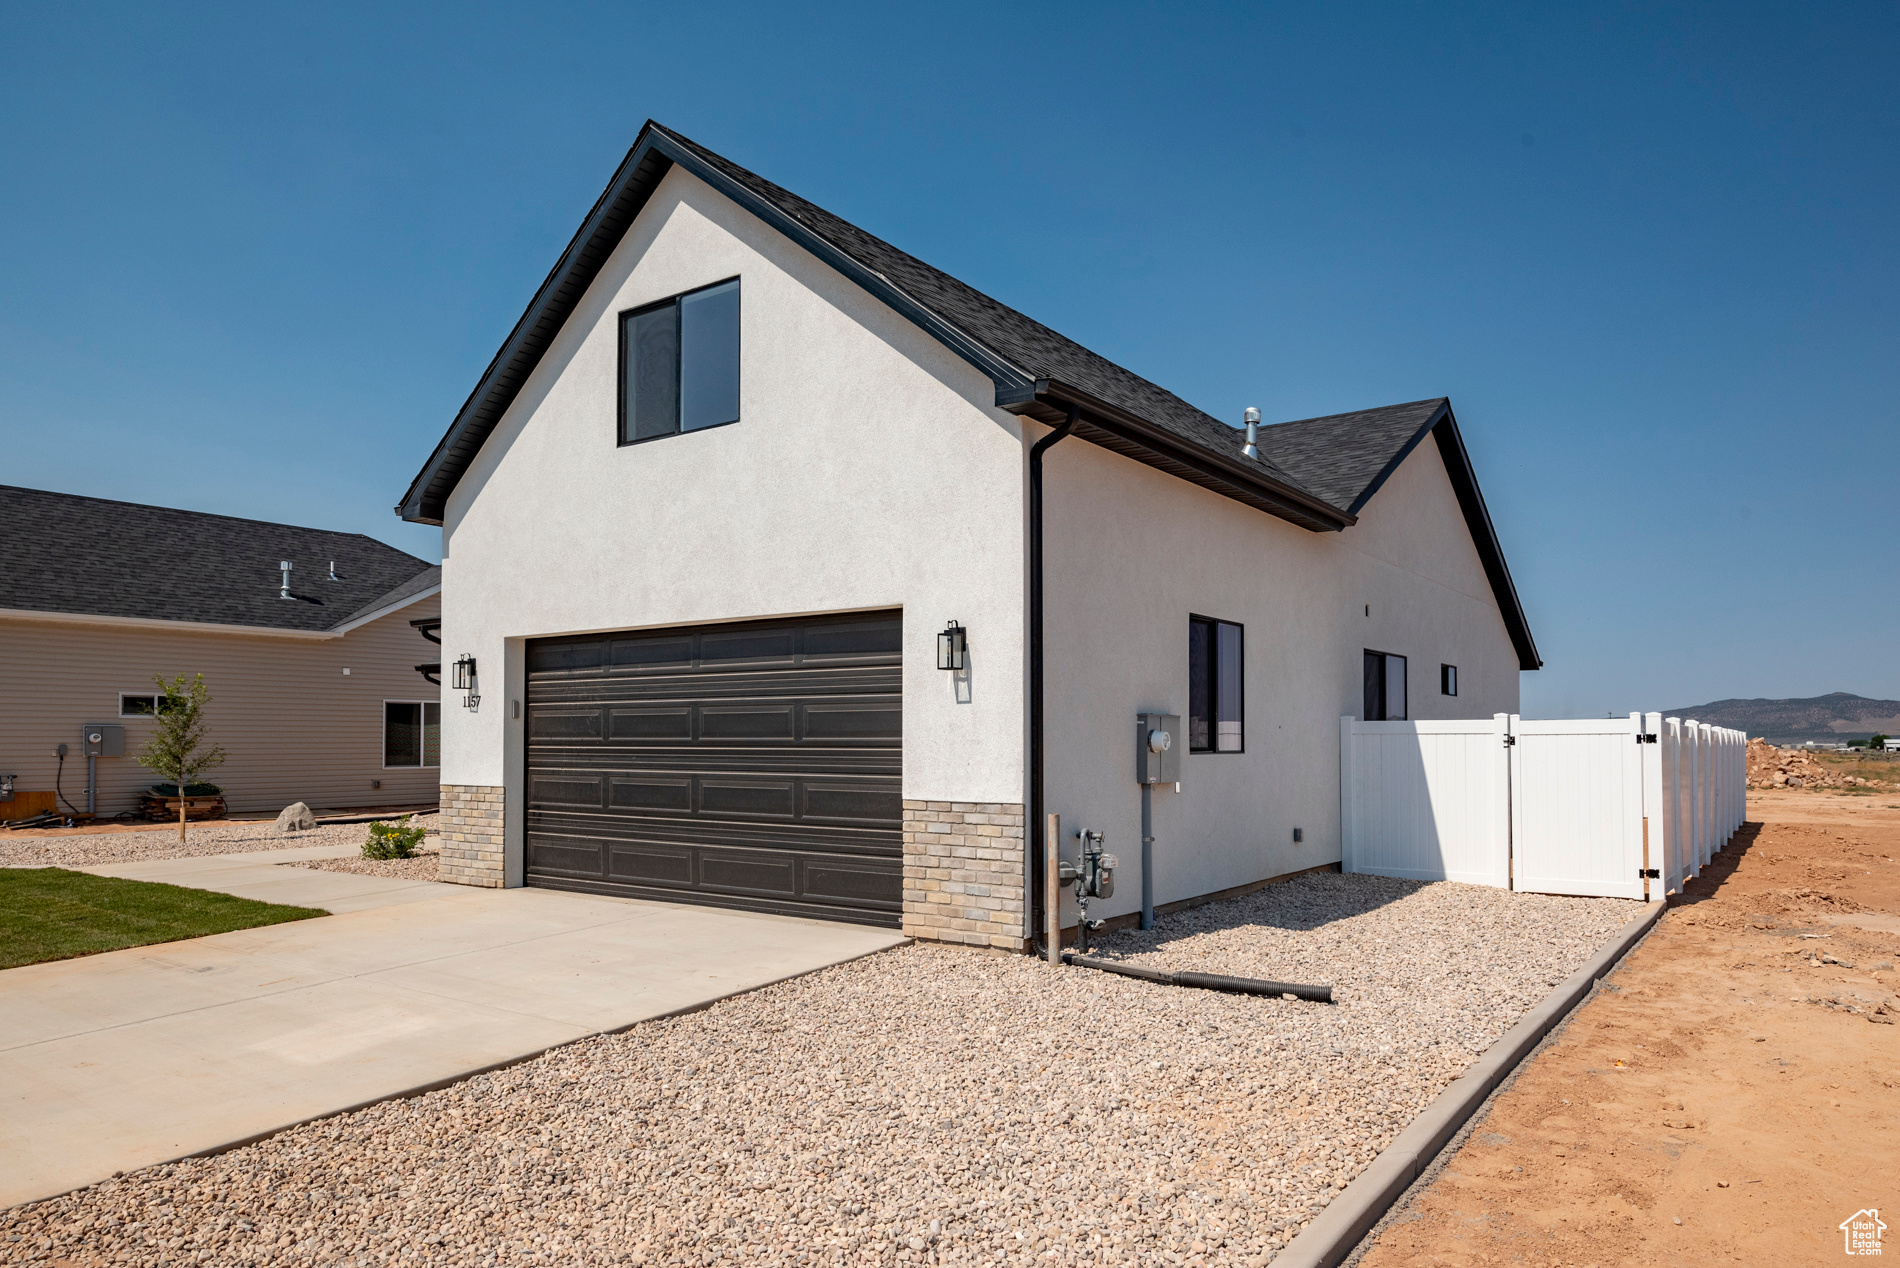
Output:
[[1188, 616, 1244, 752], [120, 693, 174, 717], [1441, 664, 1458, 697], [1363, 651, 1407, 721], [619, 278, 741, 444], [384, 701, 441, 768]]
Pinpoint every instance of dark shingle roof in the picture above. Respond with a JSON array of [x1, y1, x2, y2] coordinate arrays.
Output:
[[663, 129, 1319, 499], [1255, 398, 1450, 513], [394, 122, 1537, 667], [0, 486, 438, 634]]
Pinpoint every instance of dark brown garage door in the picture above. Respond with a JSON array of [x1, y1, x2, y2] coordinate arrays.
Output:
[[524, 611, 902, 926]]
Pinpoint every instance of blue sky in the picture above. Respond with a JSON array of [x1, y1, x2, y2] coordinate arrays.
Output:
[[3, 2, 1894, 717]]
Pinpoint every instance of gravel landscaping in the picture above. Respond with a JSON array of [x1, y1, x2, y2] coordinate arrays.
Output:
[[0, 872, 1639, 1267], [0, 815, 438, 869], [285, 850, 441, 881]]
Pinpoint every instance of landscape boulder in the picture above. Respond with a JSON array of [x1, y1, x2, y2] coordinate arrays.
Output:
[[275, 802, 318, 834]]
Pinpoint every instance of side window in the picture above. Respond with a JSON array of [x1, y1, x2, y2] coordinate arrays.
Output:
[[620, 278, 741, 444], [1188, 616, 1245, 752], [384, 701, 442, 768], [1363, 651, 1408, 721], [1441, 664, 1458, 697], [120, 693, 174, 717]]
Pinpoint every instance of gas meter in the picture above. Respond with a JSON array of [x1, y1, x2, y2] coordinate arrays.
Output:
[[1063, 829, 1119, 952]]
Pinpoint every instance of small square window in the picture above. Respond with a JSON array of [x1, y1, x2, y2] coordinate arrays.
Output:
[[620, 279, 740, 444], [384, 701, 442, 768], [1188, 616, 1244, 752], [1363, 650, 1408, 721], [1441, 664, 1458, 697]]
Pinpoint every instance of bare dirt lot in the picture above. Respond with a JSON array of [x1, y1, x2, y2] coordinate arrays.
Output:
[[1355, 788, 1900, 1268]]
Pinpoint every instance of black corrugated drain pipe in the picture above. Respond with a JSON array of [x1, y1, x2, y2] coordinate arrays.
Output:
[[1061, 953, 1334, 1003], [1027, 402, 1080, 954]]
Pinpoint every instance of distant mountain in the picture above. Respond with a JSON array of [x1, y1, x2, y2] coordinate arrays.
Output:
[[1661, 692, 1900, 742]]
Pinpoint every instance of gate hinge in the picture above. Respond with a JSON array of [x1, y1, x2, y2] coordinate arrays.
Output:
[[1638, 867, 1660, 879], [1503, 735, 1516, 747], [1636, 733, 1658, 744]]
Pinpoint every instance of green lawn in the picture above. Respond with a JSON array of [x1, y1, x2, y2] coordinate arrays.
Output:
[[0, 868, 327, 969]]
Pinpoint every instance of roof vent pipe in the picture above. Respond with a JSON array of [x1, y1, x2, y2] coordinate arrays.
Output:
[[1242, 406, 1260, 460], [279, 560, 293, 600], [328, 560, 339, 581]]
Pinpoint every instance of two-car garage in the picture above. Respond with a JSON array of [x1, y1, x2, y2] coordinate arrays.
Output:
[[522, 611, 904, 926]]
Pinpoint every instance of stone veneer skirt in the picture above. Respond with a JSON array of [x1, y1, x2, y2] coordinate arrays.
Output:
[[439, 784, 505, 887], [900, 801, 1025, 951]]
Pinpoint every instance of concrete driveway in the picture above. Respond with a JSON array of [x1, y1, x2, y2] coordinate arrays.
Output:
[[0, 847, 905, 1207]]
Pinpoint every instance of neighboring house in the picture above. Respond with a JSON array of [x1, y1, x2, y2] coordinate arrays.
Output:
[[1, 486, 443, 818], [399, 122, 1539, 947]]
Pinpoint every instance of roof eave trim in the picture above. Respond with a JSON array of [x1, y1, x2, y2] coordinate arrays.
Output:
[[999, 379, 1355, 533], [0, 607, 343, 640], [327, 581, 443, 636], [1427, 411, 1542, 671]]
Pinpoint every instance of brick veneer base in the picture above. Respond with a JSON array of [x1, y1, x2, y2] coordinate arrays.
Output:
[[440, 784, 505, 887], [901, 800, 1026, 951]]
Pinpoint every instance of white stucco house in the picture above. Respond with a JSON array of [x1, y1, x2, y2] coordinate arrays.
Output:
[[398, 122, 1540, 947]]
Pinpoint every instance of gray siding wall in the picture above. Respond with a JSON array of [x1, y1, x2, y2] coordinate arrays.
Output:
[[0, 596, 442, 816]]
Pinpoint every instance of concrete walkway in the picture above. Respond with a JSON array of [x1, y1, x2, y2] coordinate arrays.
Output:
[[0, 849, 906, 1208]]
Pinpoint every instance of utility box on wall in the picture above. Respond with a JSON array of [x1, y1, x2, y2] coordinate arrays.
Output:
[[1136, 712, 1180, 785], [81, 723, 125, 758]]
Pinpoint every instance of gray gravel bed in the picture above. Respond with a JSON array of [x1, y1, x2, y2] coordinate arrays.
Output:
[[285, 850, 441, 881], [1, 872, 1639, 1266], [0, 815, 438, 868]]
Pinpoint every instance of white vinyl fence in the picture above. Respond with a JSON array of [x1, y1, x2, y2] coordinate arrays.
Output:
[[1341, 712, 1746, 900]]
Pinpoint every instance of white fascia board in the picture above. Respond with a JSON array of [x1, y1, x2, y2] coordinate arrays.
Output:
[[325, 582, 444, 637], [0, 607, 341, 640]]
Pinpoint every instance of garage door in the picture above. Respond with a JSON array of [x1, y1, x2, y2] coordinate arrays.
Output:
[[524, 611, 902, 926]]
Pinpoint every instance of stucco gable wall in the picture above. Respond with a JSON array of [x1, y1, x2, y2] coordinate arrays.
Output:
[[1039, 428, 1522, 922], [436, 165, 1029, 804]]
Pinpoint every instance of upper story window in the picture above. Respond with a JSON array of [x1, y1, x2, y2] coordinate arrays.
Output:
[[1188, 616, 1244, 753], [620, 278, 741, 444], [1364, 650, 1408, 721], [1441, 663, 1458, 697]]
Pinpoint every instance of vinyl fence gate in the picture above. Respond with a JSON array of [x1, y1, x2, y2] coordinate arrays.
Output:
[[1340, 713, 1745, 900]]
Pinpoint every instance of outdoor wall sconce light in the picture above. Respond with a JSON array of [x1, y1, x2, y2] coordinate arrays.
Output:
[[936, 621, 968, 671], [453, 654, 479, 709]]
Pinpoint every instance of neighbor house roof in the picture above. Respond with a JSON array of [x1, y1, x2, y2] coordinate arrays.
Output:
[[0, 486, 440, 638], [396, 122, 1538, 668]]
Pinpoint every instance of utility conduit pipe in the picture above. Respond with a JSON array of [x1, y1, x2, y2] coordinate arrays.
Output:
[[1061, 953, 1334, 1003]]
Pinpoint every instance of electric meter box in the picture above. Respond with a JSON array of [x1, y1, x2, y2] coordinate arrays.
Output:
[[81, 723, 125, 758], [1136, 713, 1180, 785]]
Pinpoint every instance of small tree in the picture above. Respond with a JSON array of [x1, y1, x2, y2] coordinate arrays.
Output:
[[137, 672, 228, 843], [1872, 733, 1892, 752]]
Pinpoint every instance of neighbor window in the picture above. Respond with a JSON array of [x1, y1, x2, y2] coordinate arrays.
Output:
[[1441, 664, 1458, 697], [120, 693, 174, 717], [1188, 616, 1244, 753], [384, 701, 442, 768], [620, 278, 741, 443], [1363, 651, 1408, 721]]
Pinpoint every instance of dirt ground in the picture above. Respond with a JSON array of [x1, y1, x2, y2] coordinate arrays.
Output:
[[1354, 788, 1899, 1268]]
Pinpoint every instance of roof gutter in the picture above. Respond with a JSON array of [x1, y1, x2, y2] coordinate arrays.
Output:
[[997, 380, 1355, 533]]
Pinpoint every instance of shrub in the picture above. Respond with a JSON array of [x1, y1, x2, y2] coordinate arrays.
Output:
[[362, 814, 427, 860]]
